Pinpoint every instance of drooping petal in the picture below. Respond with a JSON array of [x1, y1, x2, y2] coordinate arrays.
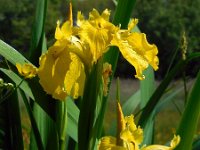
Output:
[[37, 46, 71, 100], [127, 33, 159, 71], [16, 63, 37, 79], [111, 33, 148, 80], [64, 53, 85, 99], [111, 31, 159, 80], [141, 135, 180, 150], [37, 41, 85, 100]]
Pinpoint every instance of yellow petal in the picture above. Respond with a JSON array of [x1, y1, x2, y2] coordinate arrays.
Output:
[[78, 9, 117, 62], [111, 31, 159, 80], [116, 102, 126, 146], [111, 34, 147, 80], [141, 135, 180, 150], [127, 33, 159, 71], [98, 136, 126, 150], [128, 18, 139, 31], [37, 42, 85, 100], [55, 20, 72, 40], [16, 63, 37, 79], [141, 145, 172, 150], [120, 116, 143, 150], [77, 11, 85, 26], [170, 135, 180, 149], [64, 53, 85, 99]]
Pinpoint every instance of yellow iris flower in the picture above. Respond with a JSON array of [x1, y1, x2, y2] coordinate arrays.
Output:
[[77, 9, 117, 63], [98, 102, 180, 150], [77, 8, 158, 79], [16, 4, 159, 100]]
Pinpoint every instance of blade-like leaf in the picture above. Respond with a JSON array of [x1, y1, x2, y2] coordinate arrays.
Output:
[[29, 0, 47, 64], [138, 52, 200, 128], [19, 90, 44, 150], [122, 90, 140, 116], [175, 71, 200, 150], [0, 40, 30, 65], [140, 66, 155, 145], [0, 68, 34, 99], [78, 60, 103, 150]]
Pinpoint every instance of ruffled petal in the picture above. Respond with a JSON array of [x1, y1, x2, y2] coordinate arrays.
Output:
[[16, 63, 37, 79], [141, 135, 180, 150], [37, 41, 85, 100], [128, 18, 139, 31], [37, 46, 71, 100], [78, 9, 116, 62], [111, 31, 159, 80], [127, 33, 159, 71], [55, 20, 73, 40]]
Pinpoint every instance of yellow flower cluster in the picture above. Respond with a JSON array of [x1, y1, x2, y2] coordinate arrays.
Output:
[[16, 4, 158, 100], [98, 102, 180, 150]]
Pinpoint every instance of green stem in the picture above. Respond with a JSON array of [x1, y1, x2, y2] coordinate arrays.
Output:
[[56, 101, 68, 150]]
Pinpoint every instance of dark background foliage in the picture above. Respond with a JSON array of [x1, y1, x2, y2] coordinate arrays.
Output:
[[0, 0, 199, 78]]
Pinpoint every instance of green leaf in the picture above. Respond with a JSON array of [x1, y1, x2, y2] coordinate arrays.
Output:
[[140, 66, 155, 145], [122, 90, 140, 116], [138, 52, 200, 128], [19, 90, 44, 150], [0, 68, 34, 99], [0, 40, 30, 65], [78, 59, 103, 150], [175, 71, 200, 150], [0, 68, 57, 120], [29, 0, 47, 64], [66, 97, 79, 142]]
